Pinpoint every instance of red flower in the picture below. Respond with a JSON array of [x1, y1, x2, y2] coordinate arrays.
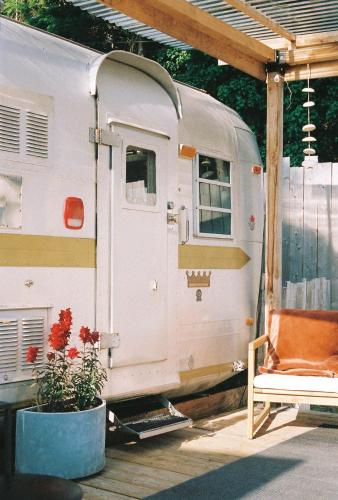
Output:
[[26, 346, 39, 363], [79, 326, 92, 344], [49, 323, 70, 351], [67, 347, 80, 359], [91, 331, 100, 344], [59, 308, 72, 332], [47, 352, 55, 361]]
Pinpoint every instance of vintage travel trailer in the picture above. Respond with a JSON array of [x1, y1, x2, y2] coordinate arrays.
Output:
[[0, 16, 263, 433]]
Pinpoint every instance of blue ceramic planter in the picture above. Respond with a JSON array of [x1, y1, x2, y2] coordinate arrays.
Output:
[[15, 399, 106, 479]]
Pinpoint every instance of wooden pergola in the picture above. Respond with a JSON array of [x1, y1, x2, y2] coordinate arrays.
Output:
[[70, 0, 338, 316]]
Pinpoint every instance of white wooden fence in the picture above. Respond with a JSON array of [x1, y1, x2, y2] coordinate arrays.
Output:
[[282, 158, 338, 310]]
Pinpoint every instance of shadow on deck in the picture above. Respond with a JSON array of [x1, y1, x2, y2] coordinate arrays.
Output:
[[77, 407, 338, 499]]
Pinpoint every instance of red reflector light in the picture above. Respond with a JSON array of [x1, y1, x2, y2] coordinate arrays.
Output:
[[252, 165, 262, 175], [64, 197, 84, 230]]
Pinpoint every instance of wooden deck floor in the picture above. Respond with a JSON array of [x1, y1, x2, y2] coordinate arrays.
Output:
[[77, 407, 338, 499]]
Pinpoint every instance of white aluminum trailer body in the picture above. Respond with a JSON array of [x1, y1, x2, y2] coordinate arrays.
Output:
[[0, 17, 264, 404]]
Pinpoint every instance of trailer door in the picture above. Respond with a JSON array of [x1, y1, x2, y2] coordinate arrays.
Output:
[[109, 126, 169, 366]]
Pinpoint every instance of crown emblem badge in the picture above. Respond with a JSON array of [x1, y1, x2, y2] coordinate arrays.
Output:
[[186, 271, 211, 288]]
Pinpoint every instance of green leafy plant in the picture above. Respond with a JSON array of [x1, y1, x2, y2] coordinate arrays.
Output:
[[26, 308, 107, 412]]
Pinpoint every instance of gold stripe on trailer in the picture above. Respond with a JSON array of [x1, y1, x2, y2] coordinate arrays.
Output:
[[0, 234, 96, 268], [178, 244, 250, 269], [179, 362, 236, 382]]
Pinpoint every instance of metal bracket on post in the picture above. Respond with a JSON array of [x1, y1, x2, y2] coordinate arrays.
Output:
[[265, 49, 288, 76]]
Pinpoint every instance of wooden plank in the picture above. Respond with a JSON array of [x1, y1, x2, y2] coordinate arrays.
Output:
[[80, 484, 136, 500], [101, 0, 270, 80], [101, 457, 191, 490], [296, 31, 338, 48], [223, 0, 295, 41], [288, 167, 304, 283], [303, 164, 318, 281], [282, 157, 291, 286], [106, 447, 225, 476], [261, 32, 338, 50], [285, 60, 338, 81], [79, 475, 156, 498], [265, 72, 284, 315], [286, 43, 338, 65]]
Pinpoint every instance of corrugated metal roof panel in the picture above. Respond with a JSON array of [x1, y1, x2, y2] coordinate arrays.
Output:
[[68, 0, 338, 49]]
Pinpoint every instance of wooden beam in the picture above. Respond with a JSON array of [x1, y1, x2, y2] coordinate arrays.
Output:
[[265, 72, 283, 319], [262, 37, 291, 50], [296, 31, 338, 48], [224, 0, 295, 42], [100, 0, 273, 80], [285, 60, 338, 81], [285, 43, 338, 65]]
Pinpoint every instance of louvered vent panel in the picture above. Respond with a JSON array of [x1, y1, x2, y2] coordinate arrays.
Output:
[[0, 105, 20, 153], [26, 112, 48, 158], [21, 317, 45, 370], [0, 320, 18, 373]]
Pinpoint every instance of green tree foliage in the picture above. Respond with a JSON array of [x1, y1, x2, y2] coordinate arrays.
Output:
[[2, 0, 337, 165], [1, 0, 134, 52]]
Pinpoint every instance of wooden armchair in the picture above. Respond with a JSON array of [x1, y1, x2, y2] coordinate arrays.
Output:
[[247, 309, 338, 438]]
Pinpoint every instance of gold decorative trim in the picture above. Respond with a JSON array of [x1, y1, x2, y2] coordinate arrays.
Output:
[[0, 234, 96, 268], [179, 362, 235, 382], [178, 244, 250, 269], [186, 271, 211, 287]]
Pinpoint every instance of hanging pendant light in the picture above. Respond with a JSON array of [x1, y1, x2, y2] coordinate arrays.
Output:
[[302, 64, 317, 164]]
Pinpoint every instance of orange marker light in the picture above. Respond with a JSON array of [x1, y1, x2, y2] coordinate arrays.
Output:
[[179, 144, 197, 160], [64, 197, 84, 230]]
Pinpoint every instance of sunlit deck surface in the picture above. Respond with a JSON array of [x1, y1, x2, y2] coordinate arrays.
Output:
[[77, 407, 338, 499]]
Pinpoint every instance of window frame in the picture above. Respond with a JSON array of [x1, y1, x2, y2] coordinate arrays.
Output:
[[193, 152, 233, 239], [122, 142, 160, 213]]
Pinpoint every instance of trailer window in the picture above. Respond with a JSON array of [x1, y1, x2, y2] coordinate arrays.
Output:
[[126, 146, 156, 206], [196, 154, 231, 237]]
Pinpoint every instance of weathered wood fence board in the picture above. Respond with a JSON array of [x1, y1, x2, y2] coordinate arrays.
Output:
[[288, 164, 304, 283], [330, 163, 338, 309], [282, 159, 337, 309]]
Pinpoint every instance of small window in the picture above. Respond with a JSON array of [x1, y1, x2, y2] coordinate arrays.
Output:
[[126, 146, 156, 206], [196, 154, 232, 237]]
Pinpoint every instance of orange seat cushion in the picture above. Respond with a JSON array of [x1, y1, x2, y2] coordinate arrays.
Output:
[[259, 309, 338, 377]]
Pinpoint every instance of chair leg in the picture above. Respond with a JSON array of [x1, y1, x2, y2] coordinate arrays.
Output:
[[247, 388, 255, 439]]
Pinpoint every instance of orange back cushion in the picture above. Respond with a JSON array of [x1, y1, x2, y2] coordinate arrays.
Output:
[[260, 309, 338, 377]]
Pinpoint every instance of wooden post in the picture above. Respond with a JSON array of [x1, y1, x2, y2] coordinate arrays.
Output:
[[265, 72, 284, 326]]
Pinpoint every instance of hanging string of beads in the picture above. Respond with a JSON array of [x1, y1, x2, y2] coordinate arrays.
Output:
[[302, 63, 316, 158]]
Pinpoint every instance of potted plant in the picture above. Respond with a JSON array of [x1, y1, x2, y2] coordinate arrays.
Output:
[[15, 308, 107, 480]]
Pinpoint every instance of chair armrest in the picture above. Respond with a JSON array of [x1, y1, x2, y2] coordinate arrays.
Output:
[[248, 335, 269, 387], [248, 334, 269, 352]]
